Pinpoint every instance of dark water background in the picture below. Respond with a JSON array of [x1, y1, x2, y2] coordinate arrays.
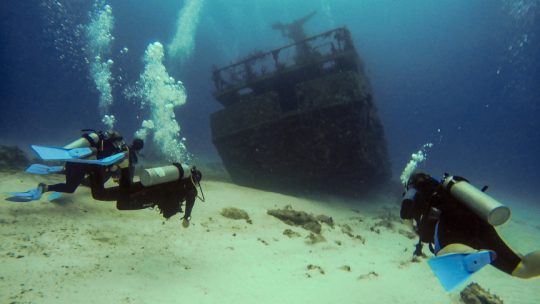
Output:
[[1, 0, 539, 202]]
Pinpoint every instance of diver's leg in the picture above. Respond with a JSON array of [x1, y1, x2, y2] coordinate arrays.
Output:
[[436, 217, 479, 255], [115, 181, 149, 210], [512, 251, 540, 279], [478, 224, 524, 275], [47, 163, 87, 193], [181, 195, 195, 228], [113, 164, 151, 210], [88, 166, 119, 201], [437, 216, 522, 275], [181, 186, 198, 228]]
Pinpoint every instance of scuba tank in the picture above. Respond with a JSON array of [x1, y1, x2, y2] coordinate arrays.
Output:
[[63, 130, 126, 159], [63, 132, 100, 149], [442, 175, 511, 226], [140, 163, 192, 187]]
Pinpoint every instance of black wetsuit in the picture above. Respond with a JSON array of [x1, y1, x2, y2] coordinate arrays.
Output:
[[436, 197, 521, 274], [88, 165, 197, 220], [401, 173, 522, 275], [47, 131, 126, 193], [47, 163, 88, 193]]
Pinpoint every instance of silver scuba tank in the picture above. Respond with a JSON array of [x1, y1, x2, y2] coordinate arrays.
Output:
[[140, 164, 192, 187], [442, 175, 511, 226]]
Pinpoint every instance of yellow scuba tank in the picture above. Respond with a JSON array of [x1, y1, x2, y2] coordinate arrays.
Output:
[[63, 132, 100, 149]]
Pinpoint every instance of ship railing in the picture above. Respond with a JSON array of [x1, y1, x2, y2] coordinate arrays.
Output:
[[212, 27, 355, 96]]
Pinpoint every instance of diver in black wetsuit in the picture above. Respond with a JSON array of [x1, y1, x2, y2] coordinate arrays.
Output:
[[401, 172, 540, 279], [41, 130, 143, 195], [6, 129, 203, 227], [88, 160, 203, 228]]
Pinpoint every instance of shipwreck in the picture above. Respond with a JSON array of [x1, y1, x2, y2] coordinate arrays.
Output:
[[210, 27, 391, 197]]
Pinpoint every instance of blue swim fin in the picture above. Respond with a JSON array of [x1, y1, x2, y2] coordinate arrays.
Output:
[[6, 184, 45, 202], [26, 164, 64, 175], [66, 152, 125, 166], [47, 192, 62, 202], [428, 250, 495, 291], [31, 145, 94, 160]]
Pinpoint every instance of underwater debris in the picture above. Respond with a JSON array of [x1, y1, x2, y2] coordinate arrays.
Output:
[[372, 207, 402, 231], [307, 264, 325, 275], [460, 283, 503, 304], [267, 208, 321, 234], [340, 224, 366, 244], [370, 208, 402, 233], [354, 235, 366, 244], [349, 215, 364, 223], [357, 271, 379, 280], [372, 219, 394, 230], [316, 214, 334, 228], [339, 265, 351, 272], [283, 229, 301, 238], [341, 224, 354, 237], [398, 229, 417, 240], [370, 227, 381, 234], [0, 145, 29, 171], [305, 232, 326, 245], [257, 238, 269, 246], [399, 253, 424, 268], [220, 207, 252, 224]]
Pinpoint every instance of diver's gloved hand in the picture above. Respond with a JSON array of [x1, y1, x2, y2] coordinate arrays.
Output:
[[6, 183, 46, 202], [182, 216, 191, 228]]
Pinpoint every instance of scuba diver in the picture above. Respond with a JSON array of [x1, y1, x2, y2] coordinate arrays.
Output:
[[6, 129, 204, 227], [88, 162, 203, 228], [401, 171, 540, 291], [7, 129, 143, 201]]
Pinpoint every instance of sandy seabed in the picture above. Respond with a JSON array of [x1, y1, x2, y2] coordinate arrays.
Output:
[[1, 172, 539, 304]]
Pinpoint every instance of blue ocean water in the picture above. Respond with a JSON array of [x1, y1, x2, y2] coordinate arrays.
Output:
[[1, 0, 538, 200]]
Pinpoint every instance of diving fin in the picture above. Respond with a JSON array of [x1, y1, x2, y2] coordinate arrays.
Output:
[[6, 184, 45, 202], [47, 192, 62, 202], [428, 250, 495, 292], [26, 164, 64, 175], [66, 152, 125, 166], [31, 145, 94, 160]]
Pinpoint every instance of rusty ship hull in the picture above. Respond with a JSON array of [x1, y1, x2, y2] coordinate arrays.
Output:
[[210, 28, 390, 197]]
